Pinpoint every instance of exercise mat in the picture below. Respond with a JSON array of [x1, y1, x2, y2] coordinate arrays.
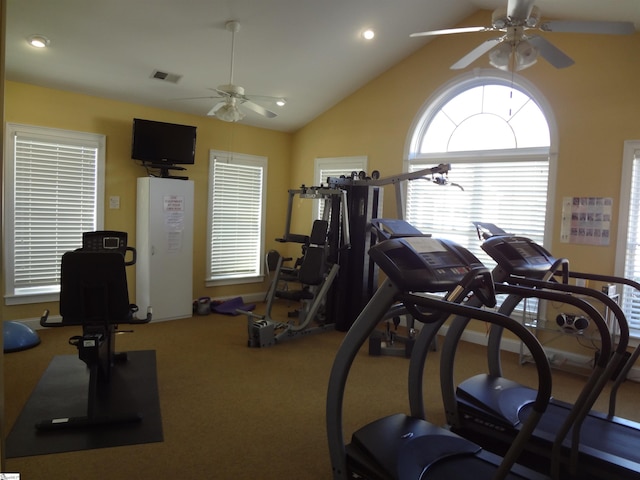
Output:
[[212, 296, 255, 315], [6, 350, 163, 458]]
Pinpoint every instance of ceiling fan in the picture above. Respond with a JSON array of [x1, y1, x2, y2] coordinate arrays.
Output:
[[411, 0, 635, 72], [191, 20, 285, 122]]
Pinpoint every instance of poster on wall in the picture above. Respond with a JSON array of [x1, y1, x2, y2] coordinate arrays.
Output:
[[560, 196, 613, 245], [164, 195, 185, 252]]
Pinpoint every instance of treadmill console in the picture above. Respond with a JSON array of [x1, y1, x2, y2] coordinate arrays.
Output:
[[369, 236, 486, 295], [481, 235, 560, 277]]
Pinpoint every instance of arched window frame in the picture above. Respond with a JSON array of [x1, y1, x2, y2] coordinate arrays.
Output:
[[403, 69, 559, 253]]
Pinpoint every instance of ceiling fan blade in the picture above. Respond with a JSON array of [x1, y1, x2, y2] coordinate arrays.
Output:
[[207, 101, 225, 117], [241, 100, 277, 118], [506, 0, 536, 21], [539, 20, 635, 35], [410, 26, 489, 38], [527, 35, 574, 69], [247, 94, 286, 104], [451, 37, 503, 70], [174, 95, 221, 101]]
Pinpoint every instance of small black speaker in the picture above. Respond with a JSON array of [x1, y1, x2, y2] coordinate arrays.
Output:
[[556, 313, 589, 332]]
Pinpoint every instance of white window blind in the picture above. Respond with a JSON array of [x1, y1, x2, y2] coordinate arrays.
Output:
[[4, 123, 104, 303], [208, 151, 267, 283], [314, 156, 367, 220], [407, 76, 552, 266], [407, 158, 549, 267], [616, 142, 640, 334]]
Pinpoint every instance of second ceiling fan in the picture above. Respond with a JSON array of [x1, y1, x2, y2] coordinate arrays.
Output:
[[197, 20, 285, 123], [411, 0, 635, 71]]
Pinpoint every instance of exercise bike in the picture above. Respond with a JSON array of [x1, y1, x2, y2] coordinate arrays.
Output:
[[38, 230, 152, 430]]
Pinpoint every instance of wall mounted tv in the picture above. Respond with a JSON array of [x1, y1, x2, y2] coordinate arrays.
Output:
[[131, 118, 197, 178]]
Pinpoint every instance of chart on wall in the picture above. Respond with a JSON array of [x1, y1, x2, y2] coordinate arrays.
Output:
[[560, 196, 613, 245], [164, 195, 185, 253]]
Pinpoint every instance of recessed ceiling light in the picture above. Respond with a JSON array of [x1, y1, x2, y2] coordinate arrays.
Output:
[[27, 35, 50, 48], [362, 29, 375, 40], [276, 99, 286, 107]]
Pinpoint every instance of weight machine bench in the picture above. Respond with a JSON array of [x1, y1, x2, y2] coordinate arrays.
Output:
[[246, 219, 339, 347]]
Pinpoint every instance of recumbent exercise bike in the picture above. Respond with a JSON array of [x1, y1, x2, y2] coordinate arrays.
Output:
[[38, 230, 152, 430]]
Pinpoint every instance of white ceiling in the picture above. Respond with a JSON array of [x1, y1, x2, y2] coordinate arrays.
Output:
[[5, 0, 639, 132]]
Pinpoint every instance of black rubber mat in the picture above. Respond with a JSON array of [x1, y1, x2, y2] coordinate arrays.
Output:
[[6, 350, 163, 457]]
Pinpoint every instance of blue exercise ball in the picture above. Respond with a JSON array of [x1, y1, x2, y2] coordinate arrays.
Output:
[[4, 321, 41, 353]]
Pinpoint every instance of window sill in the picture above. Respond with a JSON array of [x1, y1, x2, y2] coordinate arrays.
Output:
[[206, 275, 265, 288], [5, 291, 60, 306]]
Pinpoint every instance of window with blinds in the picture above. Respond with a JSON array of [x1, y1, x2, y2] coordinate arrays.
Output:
[[616, 141, 640, 336], [406, 75, 552, 270], [207, 150, 267, 284], [407, 157, 549, 268], [314, 156, 367, 220], [4, 123, 105, 304]]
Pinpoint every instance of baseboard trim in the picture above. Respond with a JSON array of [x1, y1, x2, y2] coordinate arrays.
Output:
[[437, 323, 640, 383]]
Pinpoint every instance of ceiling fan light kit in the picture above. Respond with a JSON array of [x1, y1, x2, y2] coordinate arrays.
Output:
[[175, 20, 282, 123], [207, 20, 280, 123], [411, 0, 635, 72], [213, 101, 246, 122], [489, 39, 538, 71]]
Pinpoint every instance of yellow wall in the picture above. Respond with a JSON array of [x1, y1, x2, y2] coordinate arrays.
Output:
[[3, 81, 292, 321], [4, 10, 640, 323], [292, 11, 640, 274]]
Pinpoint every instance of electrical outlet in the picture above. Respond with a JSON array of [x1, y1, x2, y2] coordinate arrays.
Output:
[[109, 196, 120, 209]]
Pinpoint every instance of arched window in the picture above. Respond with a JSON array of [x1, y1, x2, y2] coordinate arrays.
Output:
[[405, 70, 556, 266]]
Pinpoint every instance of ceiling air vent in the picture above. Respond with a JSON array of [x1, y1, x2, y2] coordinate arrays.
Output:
[[150, 70, 182, 84]]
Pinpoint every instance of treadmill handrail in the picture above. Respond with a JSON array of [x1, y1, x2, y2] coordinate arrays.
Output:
[[508, 277, 628, 360], [504, 277, 632, 476], [440, 285, 611, 426], [326, 278, 553, 480], [474, 282, 615, 479], [554, 271, 640, 418]]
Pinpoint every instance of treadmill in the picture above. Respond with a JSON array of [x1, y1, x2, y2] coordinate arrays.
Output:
[[326, 236, 554, 480], [441, 234, 640, 479]]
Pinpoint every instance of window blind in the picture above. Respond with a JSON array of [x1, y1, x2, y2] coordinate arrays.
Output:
[[406, 159, 549, 268], [208, 154, 266, 280], [315, 156, 367, 220], [621, 151, 640, 331], [12, 133, 99, 294]]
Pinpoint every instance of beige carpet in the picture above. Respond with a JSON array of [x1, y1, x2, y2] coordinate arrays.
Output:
[[5, 304, 640, 479]]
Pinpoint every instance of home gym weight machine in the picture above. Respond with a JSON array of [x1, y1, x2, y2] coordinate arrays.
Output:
[[325, 163, 459, 357], [245, 163, 456, 347], [324, 163, 456, 333], [245, 186, 349, 347]]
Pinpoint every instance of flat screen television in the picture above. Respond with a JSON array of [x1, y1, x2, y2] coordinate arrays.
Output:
[[131, 118, 197, 177]]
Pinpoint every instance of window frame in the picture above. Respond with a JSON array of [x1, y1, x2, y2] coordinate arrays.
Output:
[[206, 149, 268, 287], [403, 69, 558, 251], [615, 140, 640, 337], [3, 123, 105, 305]]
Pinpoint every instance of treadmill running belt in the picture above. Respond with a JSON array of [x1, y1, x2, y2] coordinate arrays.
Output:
[[519, 402, 640, 466], [457, 373, 640, 477], [348, 413, 546, 479]]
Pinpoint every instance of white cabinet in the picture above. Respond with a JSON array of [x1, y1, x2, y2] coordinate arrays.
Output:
[[136, 177, 194, 321]]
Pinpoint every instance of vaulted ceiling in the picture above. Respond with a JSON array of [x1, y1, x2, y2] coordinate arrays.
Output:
[[6, 0, 639, 132]]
